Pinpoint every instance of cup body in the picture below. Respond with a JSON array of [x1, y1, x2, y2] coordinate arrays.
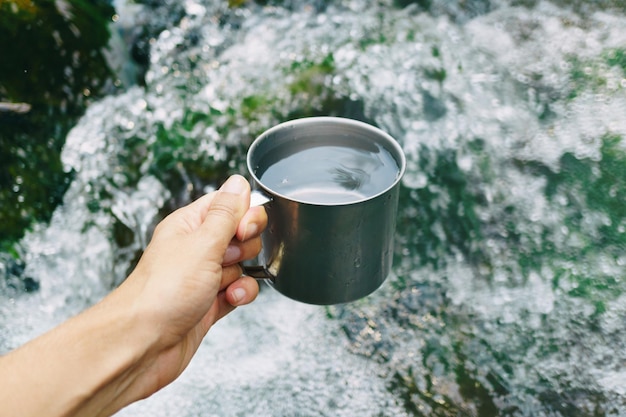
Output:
[[246, 117, 405, 305]]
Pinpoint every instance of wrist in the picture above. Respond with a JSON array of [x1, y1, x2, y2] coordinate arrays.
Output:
[[0, 287, 157, 417], [74, 284, 160, 416]]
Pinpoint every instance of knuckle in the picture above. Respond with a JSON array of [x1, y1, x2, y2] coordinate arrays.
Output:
[[208, 197, 240, 226]]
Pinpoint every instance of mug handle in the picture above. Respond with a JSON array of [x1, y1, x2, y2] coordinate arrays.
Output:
[[242, 265, 274, 280], [250, 189, 272, 207], [242, 189, 274, 280]]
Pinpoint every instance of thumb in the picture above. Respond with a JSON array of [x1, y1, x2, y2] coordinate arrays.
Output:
[[199, 175, 251, 256]]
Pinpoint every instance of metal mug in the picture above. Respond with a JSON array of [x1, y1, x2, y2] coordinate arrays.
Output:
[[243, 117, 406, 305]]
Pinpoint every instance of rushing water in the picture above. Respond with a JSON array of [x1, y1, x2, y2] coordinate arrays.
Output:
[[2, 0, 626, 415]]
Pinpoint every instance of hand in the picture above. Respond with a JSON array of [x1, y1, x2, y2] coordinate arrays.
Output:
[[111, 174, 268, 401]]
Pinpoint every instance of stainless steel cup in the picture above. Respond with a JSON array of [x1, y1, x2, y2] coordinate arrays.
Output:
[[244, 117, 405, 305]]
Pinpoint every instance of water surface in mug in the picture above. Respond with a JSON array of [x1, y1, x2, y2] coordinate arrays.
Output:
[[257, 142, 400, 204]]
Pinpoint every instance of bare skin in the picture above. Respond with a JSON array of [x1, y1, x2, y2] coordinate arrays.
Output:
[[0, 175, 267, 417]]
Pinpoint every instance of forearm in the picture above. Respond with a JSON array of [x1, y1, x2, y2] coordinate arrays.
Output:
[[0, 289, 156, 417]]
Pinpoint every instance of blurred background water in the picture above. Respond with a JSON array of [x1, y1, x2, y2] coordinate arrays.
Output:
[[1, 0, 626, 415]]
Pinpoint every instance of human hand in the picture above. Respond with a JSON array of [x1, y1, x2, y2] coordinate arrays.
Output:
[[106, 174, 267, 406]]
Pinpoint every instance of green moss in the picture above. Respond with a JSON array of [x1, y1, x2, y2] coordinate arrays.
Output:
[[566, 48, 626, 100], [398, 132, 626, 317], [241, 94, 275, 122], [545, 134, 626, 252], [147, 120, 231, 199], [604, 48, 626, 70], [512, 0, 626, 13], [282, 52, 374, 121], [393, 0, 432, 10], [424, 67, 447, 83], [515, 134, 626, 314], [395, 145, 486, 274], [288, 53, 335, 95]]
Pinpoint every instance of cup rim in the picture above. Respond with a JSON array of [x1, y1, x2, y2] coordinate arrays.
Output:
[[246, 116, 406, 206]]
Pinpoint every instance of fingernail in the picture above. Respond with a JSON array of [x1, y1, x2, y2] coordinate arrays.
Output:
[[223, 244, 241, 264], [220, 175, 247, 195], [231, 287, 246, 304]]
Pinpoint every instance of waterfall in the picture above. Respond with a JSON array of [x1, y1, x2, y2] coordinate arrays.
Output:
[[2, 0, 626, 415]]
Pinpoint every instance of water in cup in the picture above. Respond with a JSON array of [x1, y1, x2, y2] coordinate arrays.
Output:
[[255, 141, 400, 204]]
